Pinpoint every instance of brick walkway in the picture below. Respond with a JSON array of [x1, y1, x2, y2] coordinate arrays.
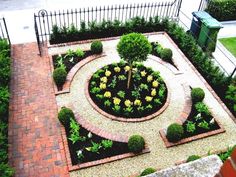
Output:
[[8, 43, 69, 177]]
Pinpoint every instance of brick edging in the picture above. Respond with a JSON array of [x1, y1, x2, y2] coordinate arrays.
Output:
[[60, 114, 150, 172], [84, 74, 171, 123], [49, 52, 106, 95], [163, 32, 236, 122], [159, 120, 225, 148]]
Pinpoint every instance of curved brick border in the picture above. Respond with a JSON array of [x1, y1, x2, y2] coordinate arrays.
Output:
[[49, 53, 106, 95], [60, 113, 150, 172], [85, 68, 171, 123]]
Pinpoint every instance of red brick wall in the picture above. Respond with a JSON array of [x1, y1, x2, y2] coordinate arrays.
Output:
[[216, 149, 236, 177]]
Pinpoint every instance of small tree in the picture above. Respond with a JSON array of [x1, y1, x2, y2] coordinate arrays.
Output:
[[117, 33, 151, 89]]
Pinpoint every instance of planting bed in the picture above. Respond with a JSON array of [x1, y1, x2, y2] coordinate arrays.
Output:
[[88, 62, 167, 119]]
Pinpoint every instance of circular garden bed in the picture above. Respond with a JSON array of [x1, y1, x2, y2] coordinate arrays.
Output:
[[88, 61, 168, 119]]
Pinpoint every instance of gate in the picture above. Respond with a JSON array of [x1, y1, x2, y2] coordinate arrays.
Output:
[[34, 0, 182, 56], [0, 17, 11, 44]]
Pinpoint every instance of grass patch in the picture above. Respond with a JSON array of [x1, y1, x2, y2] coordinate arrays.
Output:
[[219, 37, 236, 57]]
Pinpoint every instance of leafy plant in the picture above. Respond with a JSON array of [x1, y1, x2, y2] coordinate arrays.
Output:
[[90, 87, 101, 94], [76, 150, 84, 161], [86, 141, 101, 154], [0, 87, 9, 118], [68, 118, 86, 144], [65, 49, 75, 59], [194, 102, 210, 116], [140, 83, 149, 91], [123, 106, 134, 116], [118, 74, 126, 81], [131, 89, 141, 98], [186, 155, 200, 162], [108, 76, 117, 89], [117, 90, 125, 98], [75, 48, 85, 58], [101, 140, 113, 150], [140, 168, 156, 176], [112, 105, 121, 113], [225, 84, 236, 112], [218, 145, 236, 162], [198, 120, 210, 130], [186, 121, 196, 133], [104, 100, 112, 107]]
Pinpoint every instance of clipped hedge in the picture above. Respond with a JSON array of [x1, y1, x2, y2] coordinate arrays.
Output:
[[128, 135, 145, 153], [207, 0, 236, 21], [0, 39, 14, 176]]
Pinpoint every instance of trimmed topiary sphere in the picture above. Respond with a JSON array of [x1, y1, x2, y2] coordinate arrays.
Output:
[[166, 123, 184, 142], [160, 48, 172, 62], [91, 40, 103, 54], [140, 168, 156, 176], [128, 135, 145, 153], [191, 87, 205, 103], [186, 155, 201, 162], [53, 67, 67, 88], [58, 107, 75, 126]]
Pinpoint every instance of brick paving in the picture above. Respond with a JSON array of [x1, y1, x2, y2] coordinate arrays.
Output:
[[8, 43, 69, 177]]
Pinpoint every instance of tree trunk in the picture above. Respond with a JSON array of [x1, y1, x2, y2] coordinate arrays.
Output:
[[127, 65, 132, 89]]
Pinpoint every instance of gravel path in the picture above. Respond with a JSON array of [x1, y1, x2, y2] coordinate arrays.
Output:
[[54, 33, 236, 177]]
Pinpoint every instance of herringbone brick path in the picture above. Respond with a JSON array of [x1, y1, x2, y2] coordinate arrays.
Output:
[[8, 43, 69, 177]]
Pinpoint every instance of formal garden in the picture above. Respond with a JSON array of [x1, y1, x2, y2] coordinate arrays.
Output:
[[0, 0, 236, 176], [45, 16, 236, 176]]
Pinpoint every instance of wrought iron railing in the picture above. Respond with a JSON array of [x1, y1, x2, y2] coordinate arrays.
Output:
[[0, 17, 11, 44], [34, 0, 182, 55]]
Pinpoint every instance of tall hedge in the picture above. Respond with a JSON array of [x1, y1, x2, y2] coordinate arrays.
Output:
[[207, 0, 236, 21], [0, 39, 14, 176]]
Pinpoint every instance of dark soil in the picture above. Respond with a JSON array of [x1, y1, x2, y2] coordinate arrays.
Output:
[[52, 50, 93, 73], [89, 62, 168, 118], [182, 102, 220, 138], [65, 124, 129, 165]]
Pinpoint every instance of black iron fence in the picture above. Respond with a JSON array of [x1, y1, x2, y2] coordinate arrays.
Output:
[[34, 0, 182, 55], [0, 18, 10, 44], [198, 0, 209, 11]]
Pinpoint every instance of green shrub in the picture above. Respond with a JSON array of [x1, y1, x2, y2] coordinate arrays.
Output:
[[225, 84, 236, 112], [0, 52, 11, 87], [140, 168, 156, 176], [91, 40, 103, 54], [207, 0, 236, 21], [53, 67, 67, 88], [0, 87, 10, 119], [128, 135, 145, 153], [186, 155, 201, 162], [166, 123, 184, 142], [75, 48, 85, 58], [58, 107, 75, 126], [191, 88, 205, 103], [218, 145, 236, 162], [160, 48, 173, 62]]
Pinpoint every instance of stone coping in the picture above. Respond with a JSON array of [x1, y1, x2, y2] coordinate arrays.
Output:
[[159, 118, 225, 148], [60, 114, 150, 172], [85, 75, 171, 123]]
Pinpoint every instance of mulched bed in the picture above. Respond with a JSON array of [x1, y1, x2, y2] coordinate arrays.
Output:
[[182, 102, 220, 138], [65, 123, 129, 165], [52, 50, 93, 73], [89, 62, 168, 118]]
